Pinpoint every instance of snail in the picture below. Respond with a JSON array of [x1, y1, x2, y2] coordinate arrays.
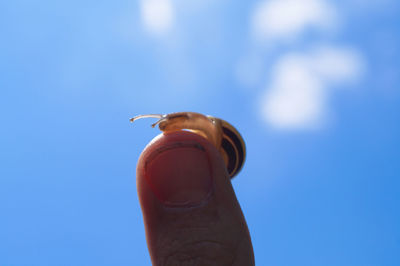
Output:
[[130, 112, 246, 179]]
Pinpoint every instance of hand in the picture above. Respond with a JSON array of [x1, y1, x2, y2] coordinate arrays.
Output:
[[136, 130, 255, 265]]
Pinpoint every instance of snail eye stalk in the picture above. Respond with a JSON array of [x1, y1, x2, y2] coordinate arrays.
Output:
[[129, 114, 163, 123]]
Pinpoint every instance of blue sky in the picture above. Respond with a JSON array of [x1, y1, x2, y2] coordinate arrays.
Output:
[[1, 0, 399, 265]]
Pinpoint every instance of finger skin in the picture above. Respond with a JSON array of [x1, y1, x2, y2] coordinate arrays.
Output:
[[137, 131, 255, 266]]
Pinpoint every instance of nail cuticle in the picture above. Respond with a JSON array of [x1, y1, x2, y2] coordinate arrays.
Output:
[[160, 187, 214, 210]]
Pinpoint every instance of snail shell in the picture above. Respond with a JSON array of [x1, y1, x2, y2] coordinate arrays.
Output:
[[217, 118, 246, 178], [130, 112, 246, 179]]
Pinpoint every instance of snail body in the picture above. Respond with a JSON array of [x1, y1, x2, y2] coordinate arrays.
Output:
[[130, 112, 246, 179]]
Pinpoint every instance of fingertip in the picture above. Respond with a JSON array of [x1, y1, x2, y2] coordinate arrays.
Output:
[[135, 131, 254, 265], [136, 130, 225, 206]]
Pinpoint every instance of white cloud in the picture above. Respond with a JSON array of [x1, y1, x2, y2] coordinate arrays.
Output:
[[262, 63, 325, 129], [310, 47, 365, 83], [252, 0, 337, 42], [140, 0, 175, 36], [261, 46, 365, 129]]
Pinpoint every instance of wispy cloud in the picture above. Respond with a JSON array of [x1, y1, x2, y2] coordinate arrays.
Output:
[[140, 0, 175, 36], [252, 0, 337, 42], [240, 0, 366, 130], [260, 46, 365, 129]]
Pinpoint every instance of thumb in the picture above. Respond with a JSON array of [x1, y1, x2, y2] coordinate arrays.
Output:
[[136, 130, 254, 266]]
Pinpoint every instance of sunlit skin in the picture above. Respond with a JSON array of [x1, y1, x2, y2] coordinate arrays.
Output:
[[136, 131, 255, 265]]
